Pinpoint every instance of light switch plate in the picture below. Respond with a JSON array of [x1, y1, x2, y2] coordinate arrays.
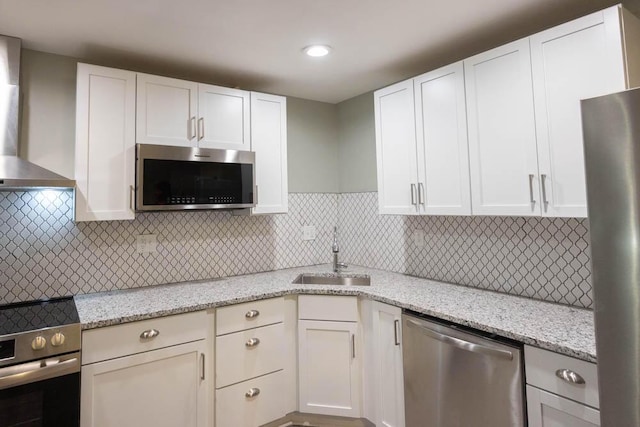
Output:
[[412, 229, 425, 248], [136, 234, 158, 254], [302, 225, 316, 241]]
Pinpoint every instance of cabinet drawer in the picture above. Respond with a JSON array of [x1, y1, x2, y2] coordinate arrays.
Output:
[[216, 297, 284, 336], [525, 345, 599, 408], [298, 295, 358, 321], [82, 311, 207, 365], [216, 370, 285, 427], [216, 323, 285, 388]]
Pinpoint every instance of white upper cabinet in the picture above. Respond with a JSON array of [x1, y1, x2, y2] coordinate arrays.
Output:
[[465, 38, 541, 216], [414, 62, 471, 215], [136, 73, 198, 147], [530, 6, 628, 217], [250, 92, 288, 214], [198, 84, 250, 150], [136, 73, 250, 150], [75, 64, 136, 222], [374, 80, 419, 215]]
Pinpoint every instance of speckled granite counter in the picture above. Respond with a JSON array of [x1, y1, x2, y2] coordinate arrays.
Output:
[[74, 264, 596, 362]]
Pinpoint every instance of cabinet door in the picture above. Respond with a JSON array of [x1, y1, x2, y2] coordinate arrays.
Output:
[[136, 73, 198, 147], [527, 385, 600, 427], [75, 64, 136, 222], [298, 320, 360, 417], [531, 6, 626, 218], [465, 39, 541, 216], [371, 302, 404, 427], [197, 84, 250, 151], [414, 62, 471, 215], [374, 80, 420, 215], [81, 341, 208, 427], [250, 92, 288, 214]]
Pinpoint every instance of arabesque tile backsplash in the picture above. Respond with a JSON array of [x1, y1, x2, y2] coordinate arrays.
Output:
[[1, 191, 592, 308]]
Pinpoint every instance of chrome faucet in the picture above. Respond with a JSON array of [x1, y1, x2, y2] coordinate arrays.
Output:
[[332, 226, 348, 273]]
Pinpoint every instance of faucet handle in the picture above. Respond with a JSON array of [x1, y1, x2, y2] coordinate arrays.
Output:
[[336, 262, 348, 271]]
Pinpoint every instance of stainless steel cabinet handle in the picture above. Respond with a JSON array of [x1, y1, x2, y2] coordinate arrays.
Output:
[[394, 319, 400, 346], [245, 387, 260, 398], [200, 353, 205, 380], [555, 368, 585, 385], [418, 182, 425, 206], [245, 310, 260, 319], [140, 329, 160, 340], [541, 174, 549, 210], [189, 116, 196, 140], [528, 174, 536, 205], [129, 185, 135, 211], [406, 319, 513, 360], [410, 184, 417, 206], [351, 334, 356, 359], [198, 117, 204, 141], [255, 185, 258, 205], [245, 338, 260, 347]]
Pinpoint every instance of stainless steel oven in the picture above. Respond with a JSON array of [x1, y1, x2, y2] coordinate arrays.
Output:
[[0, 298, 81, 427], [135, 143, 256, 211]]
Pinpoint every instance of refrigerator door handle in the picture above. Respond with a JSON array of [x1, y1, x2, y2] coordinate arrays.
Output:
[[406, 319, 513, 360]]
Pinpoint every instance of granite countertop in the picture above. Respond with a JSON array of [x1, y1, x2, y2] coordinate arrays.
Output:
[[74, 264, 596, 362]]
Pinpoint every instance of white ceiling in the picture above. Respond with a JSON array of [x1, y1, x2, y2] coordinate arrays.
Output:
[[0, 0, 617, 103]]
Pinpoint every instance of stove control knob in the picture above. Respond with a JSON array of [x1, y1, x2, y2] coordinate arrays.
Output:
[[51, 332, 65, 347], [31, 336, 47, 351]]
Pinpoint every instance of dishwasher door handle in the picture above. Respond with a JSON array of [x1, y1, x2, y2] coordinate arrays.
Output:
[[406, 319, 513, 360]]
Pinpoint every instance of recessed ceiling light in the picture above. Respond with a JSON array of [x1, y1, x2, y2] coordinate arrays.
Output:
[[303, 45, 331, 57]]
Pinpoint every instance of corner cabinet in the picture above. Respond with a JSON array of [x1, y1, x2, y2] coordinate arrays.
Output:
[[374, 61, 471, 216], [298, 296, 361, 418], [136, 73, 250, 151], [250, 92, 288, 214], [80, 311, 211, 427], [75, 64, 136, 222]]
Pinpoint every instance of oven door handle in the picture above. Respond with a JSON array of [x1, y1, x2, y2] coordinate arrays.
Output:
[[0, 352, 80, 391]]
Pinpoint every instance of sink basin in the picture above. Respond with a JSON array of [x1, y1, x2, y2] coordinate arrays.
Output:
[[292, 273, 371, 286]]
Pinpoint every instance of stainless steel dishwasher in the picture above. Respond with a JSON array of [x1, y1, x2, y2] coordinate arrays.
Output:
[[402, 312, 525, 427]]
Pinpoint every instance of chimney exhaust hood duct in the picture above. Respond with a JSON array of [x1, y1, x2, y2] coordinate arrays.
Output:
[[0, 35, 75, 190]]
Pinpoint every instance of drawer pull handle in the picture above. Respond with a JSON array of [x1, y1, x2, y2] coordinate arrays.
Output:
[[245, 338, 260, 347], [140, 329, 160, 340], [245, 387, 260, 398], [555, 369, 585, 385], [245, 310, 260, 319]]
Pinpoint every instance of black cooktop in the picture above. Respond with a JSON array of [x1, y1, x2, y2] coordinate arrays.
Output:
[[0, 297, 80, 336]]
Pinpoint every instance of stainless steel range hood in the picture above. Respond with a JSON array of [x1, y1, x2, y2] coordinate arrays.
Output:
[[0, 35, 75, 190]]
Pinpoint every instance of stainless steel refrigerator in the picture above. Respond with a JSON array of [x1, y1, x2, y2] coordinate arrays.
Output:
[[581, 87, 640, 427]]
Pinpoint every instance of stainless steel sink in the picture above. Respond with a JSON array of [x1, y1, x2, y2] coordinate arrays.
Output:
[[292, 273, 371, 286]]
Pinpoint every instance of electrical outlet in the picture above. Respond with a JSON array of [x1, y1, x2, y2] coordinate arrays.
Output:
[[136, 234, 158, 254], [412, 229, 425, 248], [302, 225, 316, 241]]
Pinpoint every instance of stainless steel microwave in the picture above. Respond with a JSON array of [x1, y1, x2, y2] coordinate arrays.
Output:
[[135, 144, 256, 211]]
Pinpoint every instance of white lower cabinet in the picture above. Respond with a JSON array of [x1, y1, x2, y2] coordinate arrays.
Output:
[[525, 345, 600, 427], [298, 295, 361, 418], [366, 301, 404, 427], [214, 296, 294, 427], [215, 370, 285, 427], [527, 385, 600, 427], [80, 311, 210, 427]]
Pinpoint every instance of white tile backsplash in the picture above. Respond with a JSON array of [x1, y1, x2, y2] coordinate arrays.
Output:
[[1, 190, 592, 308]]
